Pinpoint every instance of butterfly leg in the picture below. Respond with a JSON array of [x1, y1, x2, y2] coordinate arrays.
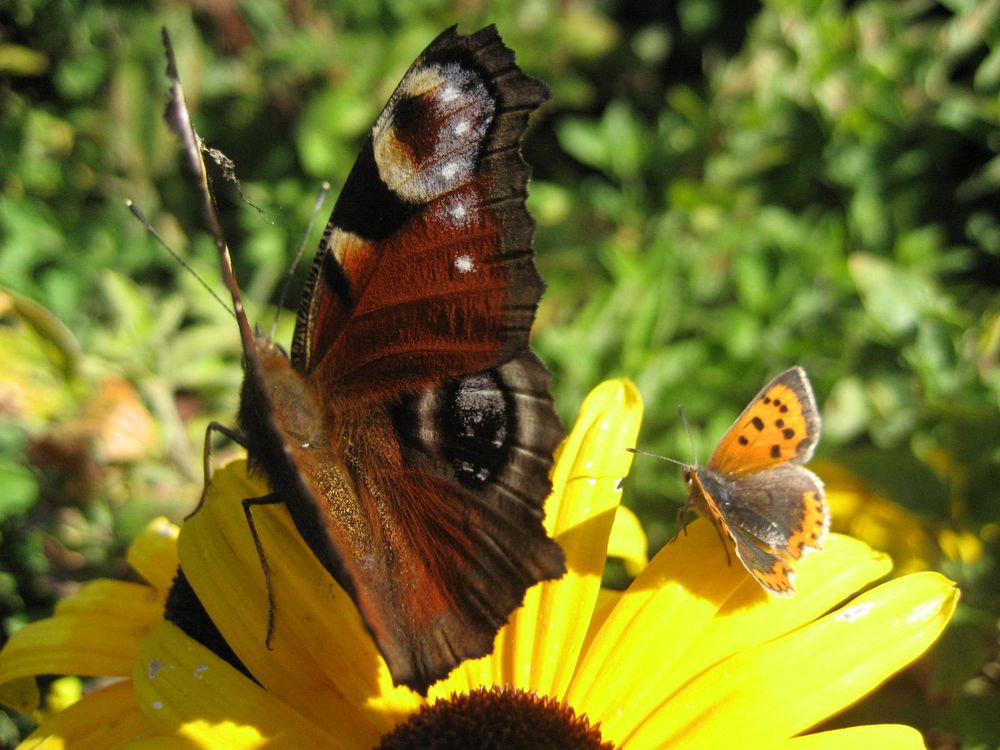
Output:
[[189, 421, 248, 517], [706, 515, 734, 567], [671, 502, 693, 542], [241, 493, 284, 649], [669, 501, 733, 565]]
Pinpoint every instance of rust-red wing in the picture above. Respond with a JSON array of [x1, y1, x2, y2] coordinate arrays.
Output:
[[340, 463, 564, 689], [291, 26, 548, 402], [278, 353, 565, 693], [708, 366, 821, 477]]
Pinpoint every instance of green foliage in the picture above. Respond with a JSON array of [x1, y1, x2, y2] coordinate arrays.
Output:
[[2, 0, 998, 745]]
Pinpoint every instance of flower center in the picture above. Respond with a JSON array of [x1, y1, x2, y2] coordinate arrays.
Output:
[[375, 685, 615, 749]]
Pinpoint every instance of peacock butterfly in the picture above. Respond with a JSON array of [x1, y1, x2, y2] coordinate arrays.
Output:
[[165, 26, 565, 695]]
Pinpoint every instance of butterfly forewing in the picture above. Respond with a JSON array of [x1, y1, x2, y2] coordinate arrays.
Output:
[[707, 366, 821, 477], [292, 27, 548, 397]]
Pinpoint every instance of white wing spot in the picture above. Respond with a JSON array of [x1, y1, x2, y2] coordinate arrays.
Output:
[[455, 255, 475, 274], [148, 659, 162, 680], [152, 700, 163, 711], [441, 162, 459, 180], [193, 664, 209, 679], [454, 120, 470, 136]]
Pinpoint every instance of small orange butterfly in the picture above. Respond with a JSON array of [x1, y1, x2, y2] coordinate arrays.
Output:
[[637, 366, 830, 594]]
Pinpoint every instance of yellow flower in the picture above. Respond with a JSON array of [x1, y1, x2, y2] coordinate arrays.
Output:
[[0, 381, 958, 749], [816, 460, 939, 575]]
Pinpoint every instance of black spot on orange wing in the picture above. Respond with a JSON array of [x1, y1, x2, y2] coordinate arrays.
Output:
[[707, 367, 821, 477]]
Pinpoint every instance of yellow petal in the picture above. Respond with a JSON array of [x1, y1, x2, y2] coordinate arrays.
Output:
[[0, 675, 39, 714], [0, 580, 162, 686], [659, 533, 892, 699], [127, 516, 180, 592], [477, 380, 643, 696], [123, 740, 201, 750], [178, 461, 417, 745], [778, 724, 926, 749], [626, 572, 958, 749], [44, 675, 83, 712], [607, 504, 648, 576], [585, 588, 623, 645], [134, 621, 342, 750], [16, 679, 152, 750], [572, 528, 892, 743], [567, 518, 746, 742]]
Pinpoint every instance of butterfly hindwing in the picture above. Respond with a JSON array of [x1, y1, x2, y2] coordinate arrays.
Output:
[[725, 523, 796, 595], [366, 352, 565, 675], [708, 366, 820, 477], [699, 463, 828, 560]]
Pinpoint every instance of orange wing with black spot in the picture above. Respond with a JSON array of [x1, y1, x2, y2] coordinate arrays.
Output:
[[707, 366, 820, 477]]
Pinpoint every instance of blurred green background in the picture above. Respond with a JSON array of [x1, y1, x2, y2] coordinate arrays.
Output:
[[2, 0, 998, 747]]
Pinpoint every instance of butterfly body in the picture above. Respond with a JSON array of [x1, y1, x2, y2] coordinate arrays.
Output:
[[680, 367, 829, 594], [215, 26, 565, 694]]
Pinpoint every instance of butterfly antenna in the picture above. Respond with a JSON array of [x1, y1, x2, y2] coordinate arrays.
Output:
[[269, 181, 331, 340], [161, 28, 257, 355], [125, 199, 237, 323], [626, 448, 687, 467], [678, 406, 699, 464]]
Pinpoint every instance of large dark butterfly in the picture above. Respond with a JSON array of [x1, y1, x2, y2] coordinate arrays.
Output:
[[169, 26, 565, 695]]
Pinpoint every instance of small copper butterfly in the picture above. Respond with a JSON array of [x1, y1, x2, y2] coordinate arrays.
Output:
[[638, 366, 829, 594]]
